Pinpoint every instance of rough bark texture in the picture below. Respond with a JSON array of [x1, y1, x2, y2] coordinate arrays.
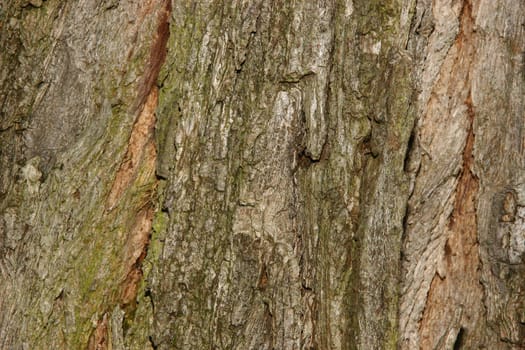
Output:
[[0, 0, 523, 349], [400, 1, 525, 348]]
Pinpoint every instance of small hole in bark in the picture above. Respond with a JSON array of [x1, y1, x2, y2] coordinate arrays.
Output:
[[149, 335, 158, 349], [404, 130, 415, 172], [296, 146, 320, 169], [444, 240, 452, 257]]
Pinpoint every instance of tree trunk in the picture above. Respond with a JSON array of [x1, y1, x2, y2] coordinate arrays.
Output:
[[0, 0, 523, 349]]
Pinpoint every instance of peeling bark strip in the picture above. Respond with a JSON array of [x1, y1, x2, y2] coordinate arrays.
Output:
[[106, 87, 158, 210]]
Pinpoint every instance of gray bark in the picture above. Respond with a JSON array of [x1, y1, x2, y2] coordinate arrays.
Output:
[[0, 0, 523, 349]]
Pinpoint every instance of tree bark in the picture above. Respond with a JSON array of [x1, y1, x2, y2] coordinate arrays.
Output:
[[0, 0, 523, 349]]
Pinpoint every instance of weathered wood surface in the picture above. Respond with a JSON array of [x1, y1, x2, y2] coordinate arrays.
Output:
[[0, 0, 523, 349]]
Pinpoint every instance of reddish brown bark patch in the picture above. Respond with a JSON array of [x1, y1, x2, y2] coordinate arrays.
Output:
[[113, 88, 158, 307], [104, 0, 171, 320], [135, 0, 172, 112], [120, 204, 155, 308], [106, 0, 171, 210], [87, 313, 109, 350], [420, 96, 482, 349], [106, 87, 158, 210], [419, 1, 485, 348]]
